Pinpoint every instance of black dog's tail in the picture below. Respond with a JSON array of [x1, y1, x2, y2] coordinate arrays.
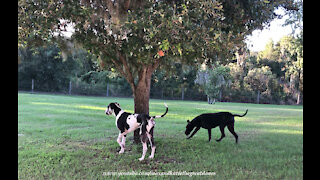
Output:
[[232, 109, 248, 117], [152, 103, 168, 119]]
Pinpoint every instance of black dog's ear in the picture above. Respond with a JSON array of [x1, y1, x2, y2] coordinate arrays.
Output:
[[187, 120, 190, 123]]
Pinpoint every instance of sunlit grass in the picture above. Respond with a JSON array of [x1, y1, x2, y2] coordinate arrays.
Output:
[[31, 102, 106, 111], [18, 92, 303, 179]]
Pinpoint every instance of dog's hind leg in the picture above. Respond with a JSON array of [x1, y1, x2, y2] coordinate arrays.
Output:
[[147, 128, 156, 159], [139, 134, 148, 161], [216, 125, 226, 142], [227, 123, 238, 143]]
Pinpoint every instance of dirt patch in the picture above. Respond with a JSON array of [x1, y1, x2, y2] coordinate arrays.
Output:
[[156, 157, 179, 164]]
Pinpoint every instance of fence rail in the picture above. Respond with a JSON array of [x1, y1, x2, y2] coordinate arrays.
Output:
[[18, 78, 302, 105], [18, 79, 209, 101]]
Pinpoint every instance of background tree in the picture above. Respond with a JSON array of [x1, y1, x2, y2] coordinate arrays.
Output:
[[244, 66, 276, 104], [195, 64, 231, 104], [18, 45, 78, 92], [278, 35, 303, 104]]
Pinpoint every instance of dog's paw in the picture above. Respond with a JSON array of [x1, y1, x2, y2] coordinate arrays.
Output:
[[138, 157, 144, 161], [148, 155, 154, 159], [118, 149, 125, 154]]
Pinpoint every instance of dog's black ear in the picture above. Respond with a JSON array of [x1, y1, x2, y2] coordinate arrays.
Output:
[[115, 102, 120, 107], [187, 120, 190, 123]]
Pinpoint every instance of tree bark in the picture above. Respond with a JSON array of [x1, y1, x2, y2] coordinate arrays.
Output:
[[296, 91, 300, 105], [132, 65, 157, 143], [296, 71, 301, 105], [133, 79, 151, 143]]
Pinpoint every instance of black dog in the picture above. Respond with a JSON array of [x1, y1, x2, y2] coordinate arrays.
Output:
[[185, 109, 248, 143]]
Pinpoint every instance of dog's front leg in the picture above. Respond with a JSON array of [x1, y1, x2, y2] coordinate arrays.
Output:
[[139, 142, 147, 161], [121, 134, 126, 150], [187, 127, 200, 139], [117, 133, 125, 154]]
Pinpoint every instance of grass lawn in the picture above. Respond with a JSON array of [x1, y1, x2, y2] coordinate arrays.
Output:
[[18, 92, 303, 179]]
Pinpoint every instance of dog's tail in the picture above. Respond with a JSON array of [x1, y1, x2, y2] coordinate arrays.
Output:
[[232, 109, 248, 117], [152, 103, 168, 119]]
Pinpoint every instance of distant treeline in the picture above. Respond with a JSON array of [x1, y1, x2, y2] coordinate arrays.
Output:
[[18, 34, 302, 105]]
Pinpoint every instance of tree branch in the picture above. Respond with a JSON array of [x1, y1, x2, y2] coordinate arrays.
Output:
[[110, 58, 125, 76], [151, 58, 163, 72], [110, 57, 136, 92], [124, 0, 131, 10], [105, 0, 115, 15], [118, 51, 135, 86]]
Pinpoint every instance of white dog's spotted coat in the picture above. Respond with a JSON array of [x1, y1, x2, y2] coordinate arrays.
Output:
[[105, 102, 168, 161]]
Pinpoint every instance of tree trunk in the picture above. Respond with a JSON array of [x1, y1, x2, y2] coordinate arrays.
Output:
[[296, 71, 301, 105], [134, 80, 151, 114], [132, 65, 153, 143], [296, 91, 300, 105], [257, 90, 260, 104]]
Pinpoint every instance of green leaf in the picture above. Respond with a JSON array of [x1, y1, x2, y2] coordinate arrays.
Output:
[[177, 43, 182, 56], [160, 39, 170, 51], [214, 33, 221, 40]]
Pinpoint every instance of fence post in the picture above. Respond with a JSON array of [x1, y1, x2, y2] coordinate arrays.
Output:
[[106, 83, 109, 97], [69, 80, 72, 95], [31, 79, 34, 93], [181, 86, 184, 100], [161, 89, 164, 99]]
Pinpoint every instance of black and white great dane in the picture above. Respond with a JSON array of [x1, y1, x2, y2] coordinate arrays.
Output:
[[105, 102, 168, 161]]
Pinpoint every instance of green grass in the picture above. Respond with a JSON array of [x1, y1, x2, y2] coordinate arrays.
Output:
[[18, 92, 303, 179]]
